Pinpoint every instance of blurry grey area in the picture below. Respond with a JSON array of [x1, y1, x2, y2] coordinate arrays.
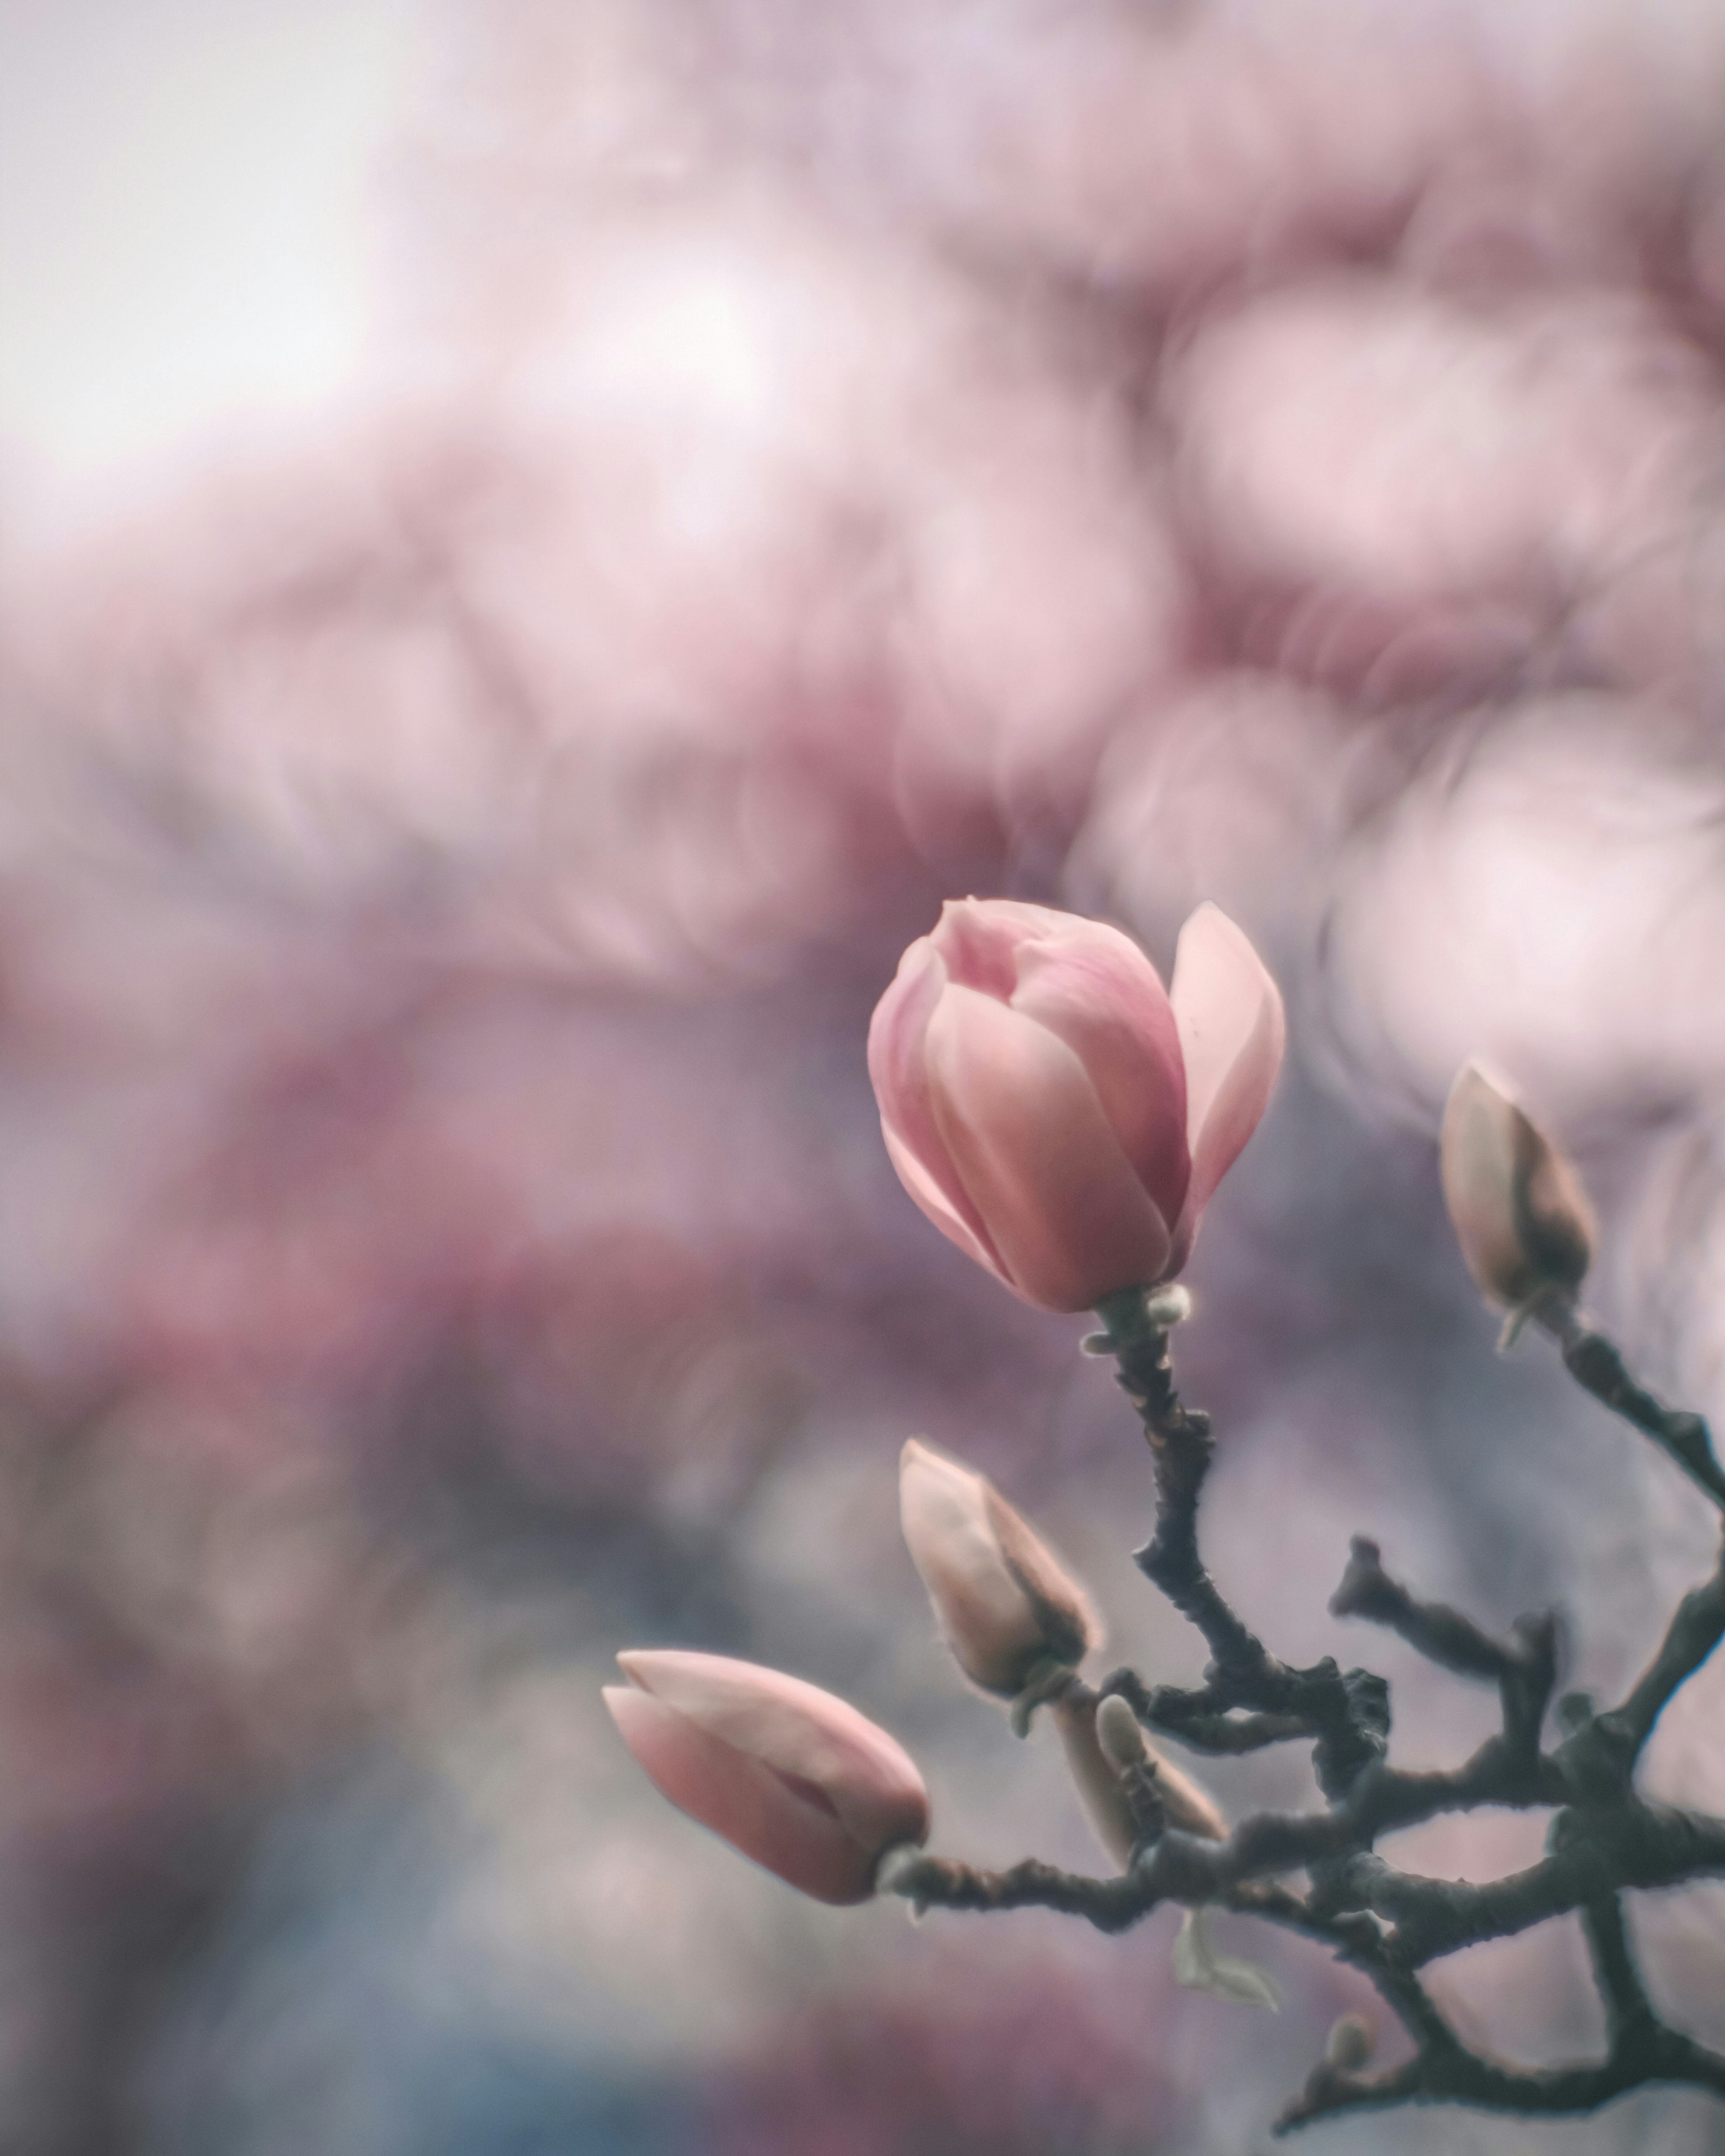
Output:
[[4, 0, 1725, 2148]]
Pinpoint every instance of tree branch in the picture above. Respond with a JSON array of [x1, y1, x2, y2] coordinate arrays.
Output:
[[1329, 1537, 1562, 1801], [905, 1299, 1725, 2134], [1092, 1288, 1389, 1799], [1556, 1538, 1725, 1796], [1546, 1306, 1725, 1511], [1581, 1895, 1659, 2058], [1098, 1669, 1314, 1754], [1277, 2030, 1725, 2134]]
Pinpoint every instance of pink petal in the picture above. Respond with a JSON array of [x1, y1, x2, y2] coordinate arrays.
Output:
[[880, 1127, 1007, 1283], [604, 1685, 880, 1903], [616, 1651, 930, 1860], [1167, 904, 1286, 1269], [929, 897, 1073, 995], [1008, 920, 1190, 1225], [924, 984, 1172, 1311], [867, 938, 1004, 1275]]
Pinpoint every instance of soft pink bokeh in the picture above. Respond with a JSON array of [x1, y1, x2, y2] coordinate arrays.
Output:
[[8, 0, 1725, 2147]]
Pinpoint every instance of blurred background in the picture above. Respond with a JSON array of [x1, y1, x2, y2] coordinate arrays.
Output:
[[5, 0, 1725, 2148]]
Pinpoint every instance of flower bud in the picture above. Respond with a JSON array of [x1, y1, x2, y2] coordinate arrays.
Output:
[[1324, 2012, 1374, 2072], [1094, 1694, 1230, 1842], [868, 900, 1285, 1312], [899, 1439, 1100, 1698], [1053, 1692, 1141, 1869], [1440, 1062, 1595, 1316], [1053, 1693, 1230, 1870], [1095, 1692, 1150, 1770], [604, 1649, 930, 1904]]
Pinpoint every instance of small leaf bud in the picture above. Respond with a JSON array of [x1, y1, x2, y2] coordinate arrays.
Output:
[[1323, 2012, 1374, 2072]]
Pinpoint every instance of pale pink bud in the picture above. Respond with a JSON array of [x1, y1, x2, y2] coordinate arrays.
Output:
[[899, 1438, 1099, 1697], [1065, 1693, 1228, 1870], [604, 1649, 930, 1904], [867, 899, 1285, 1312], [1094, 1693, 1229, 1843], [1440, 1063, 1594, 1314]]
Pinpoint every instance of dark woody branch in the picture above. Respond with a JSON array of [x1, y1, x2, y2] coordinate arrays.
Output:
[[890, 1292, 1725, 2135], [888, 1793, 1725, 1962], [1098, 1671, 1314, 1755], [1544, 1303, 1725, 1511], [1329, 1537, 1561, 1795], [1092, 1287, 1389, 1801], [1580, 1894, 1658, 2056], [1556, 1536, 1725, 1789], [1277, 2024, 1725, 2132]]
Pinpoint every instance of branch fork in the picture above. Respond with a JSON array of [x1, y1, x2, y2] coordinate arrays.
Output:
[[882, 1286, 1725, 2133]]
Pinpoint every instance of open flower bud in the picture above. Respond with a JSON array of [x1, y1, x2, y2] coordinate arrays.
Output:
[[1440, 1063, 1595, 1315], [899, 1438, 1099, 1697], [604, 1649, 930, 1904], [868, 899, 1285, 1312]]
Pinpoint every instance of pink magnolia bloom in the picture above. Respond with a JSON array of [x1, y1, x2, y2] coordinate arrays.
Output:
[[868, 900, 1285, 1311], [604, 1649, 930, 1904]]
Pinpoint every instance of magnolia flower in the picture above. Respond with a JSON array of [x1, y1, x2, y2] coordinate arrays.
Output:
[[899, 1437, 1099, 1697], [868, 899, 1285, 1312], [1440, 1062, 1594, 1319], [604, 1649, 930, 1904]]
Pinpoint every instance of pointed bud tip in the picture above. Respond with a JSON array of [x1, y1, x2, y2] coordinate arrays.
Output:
[[1323, 2013, 1374, 2072], [901, 1440, 1100, 1697], [1096, 1693, 1148, 1769]]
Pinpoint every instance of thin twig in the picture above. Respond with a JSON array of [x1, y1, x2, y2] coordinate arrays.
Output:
[[1545, 1305, 1725, 1511]]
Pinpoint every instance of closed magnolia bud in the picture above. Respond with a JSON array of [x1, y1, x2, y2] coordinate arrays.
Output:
[[1055, 1693, 1229, 1870], [1095, 1692, 1149, 1771], [899, 1438, 1099, 1698], [1054, 1692, 1141, 1869], [1440, 1063, 1595, 1314], [604, 1650, 930, 1905], [868, 900, 1285, 1312], [1094, 1693, 1230, 1842]]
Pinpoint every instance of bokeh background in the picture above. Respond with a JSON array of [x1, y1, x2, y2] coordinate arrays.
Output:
[[6, 0, 1725, 2148]]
